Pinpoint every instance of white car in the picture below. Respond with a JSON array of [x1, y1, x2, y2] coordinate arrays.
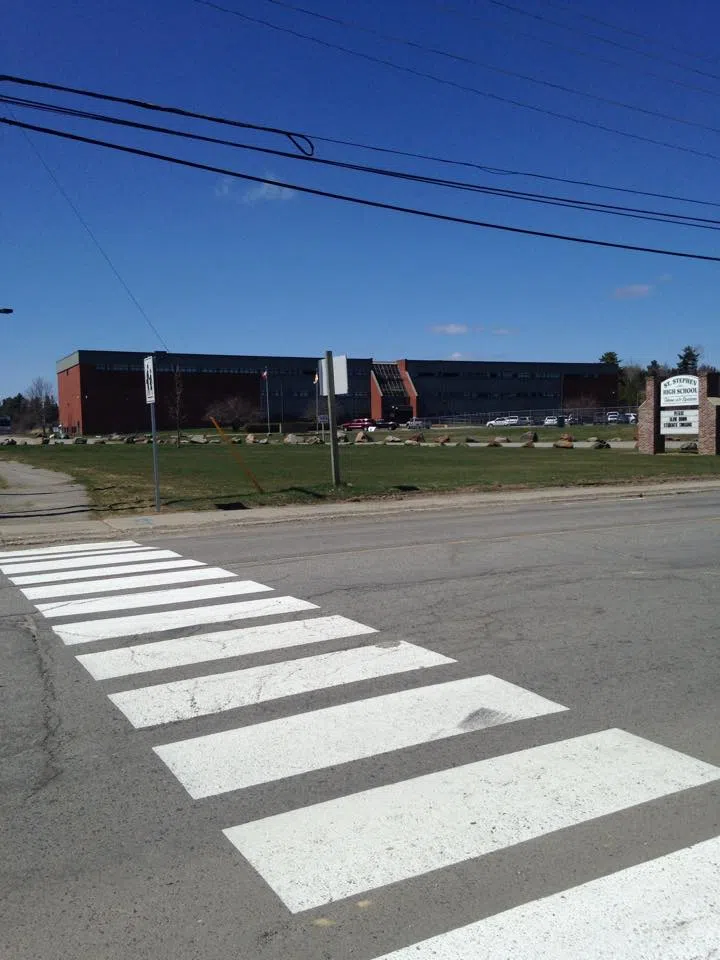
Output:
[[543, 416, 558, 426], [486, 417, 509, 427]]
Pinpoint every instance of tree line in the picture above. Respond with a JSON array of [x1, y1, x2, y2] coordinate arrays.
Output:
[[0, 378, 59, 432], [599, 346, 714, 406]]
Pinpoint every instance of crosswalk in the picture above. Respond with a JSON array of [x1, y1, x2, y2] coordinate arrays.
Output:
[[2, 536, 718, 957]]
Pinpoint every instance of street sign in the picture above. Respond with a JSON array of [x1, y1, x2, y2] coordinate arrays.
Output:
[[319, 354, 348, 396], [317, 414, 329, 424], [661, 408, 699, 435], [143, 356, 156, 405]]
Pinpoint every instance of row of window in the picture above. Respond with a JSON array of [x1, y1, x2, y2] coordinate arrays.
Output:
[[92, 363, 368, 378], [423, 391, 560, 400]]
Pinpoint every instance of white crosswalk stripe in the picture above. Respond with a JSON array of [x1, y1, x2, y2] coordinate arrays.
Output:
[[0, 539, 141, 560], [77, 614, 378, 679], [52, 595, 318, 644], [154, 675, 567, 797], [0, 548, 178, 575], [9, 557, 205, 585], [20, 566, 237, 600], [223, 729, 720, 912], [373, 835, 720, 958], [36, 579, 271, 618], [110, 642, 454, 728], [4, 537, 717, 958]]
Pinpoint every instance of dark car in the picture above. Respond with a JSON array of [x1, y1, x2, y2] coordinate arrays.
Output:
[[374, 419, 399, 430]]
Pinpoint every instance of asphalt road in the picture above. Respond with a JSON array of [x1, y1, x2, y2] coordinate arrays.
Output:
[[2, 493, 719, 959]]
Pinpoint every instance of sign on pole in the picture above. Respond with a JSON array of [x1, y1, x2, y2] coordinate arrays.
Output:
[[144, 355, 156, 405], [324, 350, 341, 486], [143, 355, 161, 512], [319, 354, 349, 396]]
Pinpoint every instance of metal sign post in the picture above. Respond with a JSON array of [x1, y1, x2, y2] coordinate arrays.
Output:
[[144, 355, 161, 512], [324, 350, 341, 487]]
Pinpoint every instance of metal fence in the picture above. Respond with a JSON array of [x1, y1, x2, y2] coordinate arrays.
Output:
[[430, 406, 639, 427]]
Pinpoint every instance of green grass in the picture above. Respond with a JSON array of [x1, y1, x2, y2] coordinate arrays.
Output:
[[1, 442, 717, 515]]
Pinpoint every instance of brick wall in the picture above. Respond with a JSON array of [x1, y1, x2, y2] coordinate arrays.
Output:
[[698, 373, 720, 455], [638, 377, 664, 454]]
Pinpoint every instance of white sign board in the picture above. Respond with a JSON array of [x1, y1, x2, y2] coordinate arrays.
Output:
[[143, 356, 156, 405], [319, 354, 349, 396], [661, 375, 699, 407], [661, 408, 699, 435]]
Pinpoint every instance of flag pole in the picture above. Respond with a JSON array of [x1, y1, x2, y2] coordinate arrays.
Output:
[[264, 369, 270, 435]]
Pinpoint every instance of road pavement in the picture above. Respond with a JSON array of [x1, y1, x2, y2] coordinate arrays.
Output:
[[2, 493, 719, 959]]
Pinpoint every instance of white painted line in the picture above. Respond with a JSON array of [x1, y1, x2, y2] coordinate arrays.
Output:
[[110, 642, 454, 728], [9, 558, 204, 586], [77, 615, 377, 680], [0, 540, 140, 560], [37, 579, 270, 619], [373, 835, 720, 959], [53, 596, 318, 645], [224, 728, 720, 913], [155, 675, 566, 798], [21, 567, 238, 600], [0, 549, 180, 575]]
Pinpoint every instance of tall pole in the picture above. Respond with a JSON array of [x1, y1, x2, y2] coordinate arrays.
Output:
[[264, 371, 270, 435], [325, 350, 341, 487], [149, 399, 161, 512], [315, 376, 320, 433]]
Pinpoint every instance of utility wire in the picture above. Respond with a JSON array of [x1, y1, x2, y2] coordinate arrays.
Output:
[[483, 0, 720, 84], [254, 0, 720, 137], [5, 93, 720, 232], [5, 72, 720, 211], [544, 0, 720, 67], [6, 109, 170, 351], [0, 73, 314, 156], [428, 0, 720, 100], [188, 0, 720, 166], [3, 114, 720, 264]]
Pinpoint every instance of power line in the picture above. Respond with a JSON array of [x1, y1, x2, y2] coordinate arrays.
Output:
[[483, 0, 720, 84], [6, 110, 170, 351], [187, 0, 720, 166], [6, 72, 720, 211], [253, 0, 720, 138], [0, 73, 315, 156], [428, 0, 720, 100], [543, 0, 720, 67], [5, 93, 720, 232], [3, 114, 720, 264]]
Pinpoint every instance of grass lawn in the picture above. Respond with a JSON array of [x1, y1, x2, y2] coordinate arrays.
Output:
[[1, 442, 718, 515]]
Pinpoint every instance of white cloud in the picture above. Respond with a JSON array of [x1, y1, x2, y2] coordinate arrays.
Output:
[[491, 327, 514, 336], [431, 323, 468, 335], [242, 178, 295, 205], [214, 174, 295, 205], [449, 351, 465, 360], [613, 283, 652, 300]]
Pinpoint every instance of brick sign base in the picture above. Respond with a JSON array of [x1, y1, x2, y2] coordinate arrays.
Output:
[[638, 373, 720, 455]]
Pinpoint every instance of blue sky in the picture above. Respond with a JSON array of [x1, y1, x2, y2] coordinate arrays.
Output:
[[3, 0, 720, 396]]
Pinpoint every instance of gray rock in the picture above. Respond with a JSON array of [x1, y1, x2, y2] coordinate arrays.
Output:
[[284, 433, 304, 444], [591, 439, 611, 449], [680, 441, 698, 452], [189, 435, 208, 444]]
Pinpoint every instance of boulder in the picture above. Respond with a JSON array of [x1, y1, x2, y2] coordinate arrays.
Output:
[[2, 437, 17, 446], [245, 433, 257, 444], [354, 430, 373, 444], [408, 432, 425, 443], [590, 440, 611, 449], [587, 436, 599, 443], [560, 432, 574, 442], [255, 437, 269, 445], [434, 434, 452, 445], [189, 434, 208, 444], [494, 436, 511, 444], [385, 435, 403, 444], [680, 441, 698, 452], [553, 439, 574, 449], [521, 430, 539, 443], [486, 439, 503, 447], [284, 433, 304, 444], [123, 436, 136, 444], [73, 436, 87, 444], [305, 435, 322, 444], [405, 438, 421, 446], [41, 437, 50, 446]]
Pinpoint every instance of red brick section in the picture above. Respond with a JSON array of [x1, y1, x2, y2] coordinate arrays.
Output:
[[57, 363, 84, 434], [638, 376, 664, 454], [698, 372, 720, 455]]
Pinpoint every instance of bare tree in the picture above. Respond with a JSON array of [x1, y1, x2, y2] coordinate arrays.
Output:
[[205, 395, 259, 431], [166, 363, 184, 447], [27, 376, 56, 435]]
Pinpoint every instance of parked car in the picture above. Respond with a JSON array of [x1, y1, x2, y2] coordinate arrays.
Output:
[[543, 416, 559, 426], [341, 418, 375, 431], [606, 411, 621, 423], [516, 416, 532, 427], [374, 419, 399, 430], [486, 417, 510, 427], [404, 417, 432, 429]]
